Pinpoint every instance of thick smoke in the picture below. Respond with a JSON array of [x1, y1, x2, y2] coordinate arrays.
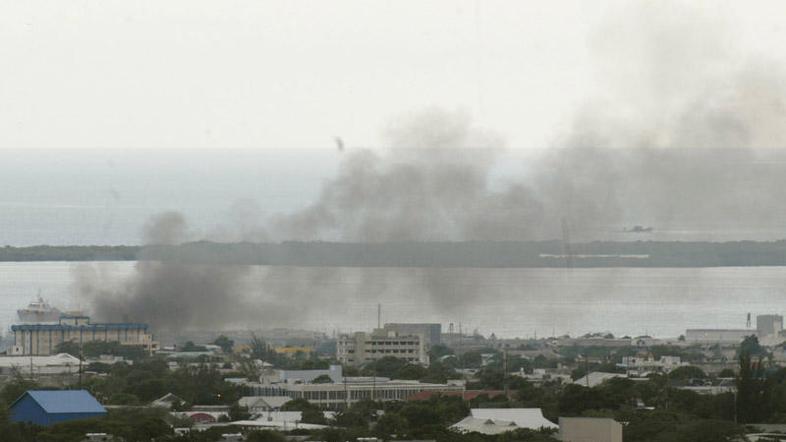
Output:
[[77, 3, 786, 334], [76, 212, 254, 332], [271, 4, 786, 242]]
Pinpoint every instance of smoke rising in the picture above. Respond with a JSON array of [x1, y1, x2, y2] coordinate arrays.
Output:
[[76, 213, 255, 333], [76, 3, 786, 333]]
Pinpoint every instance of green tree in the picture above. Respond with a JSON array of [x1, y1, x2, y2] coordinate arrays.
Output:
[[228, 403, 250, 421], [281, 398, 326, 424], [312, 374, 333, 384], [717, 368, 735, 378], [736, 351, 768, 423], [213, 335, 235, 353], [0, 373, 38, 405], [0, 405, 23, 442], [180, 341, 207, 352], [740, 335, 765, 357], [53, 341, 81, 357], [246, 430, 287, 442], [668, 365, 707, 380]]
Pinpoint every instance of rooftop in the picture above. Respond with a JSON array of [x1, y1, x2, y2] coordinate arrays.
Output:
[[13, 390, 106, 414]]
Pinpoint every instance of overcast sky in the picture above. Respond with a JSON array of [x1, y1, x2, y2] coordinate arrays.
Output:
[[2, 0, 786, 149]]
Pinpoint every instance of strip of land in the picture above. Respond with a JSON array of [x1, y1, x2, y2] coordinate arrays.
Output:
[[3, 240, 786, 267]]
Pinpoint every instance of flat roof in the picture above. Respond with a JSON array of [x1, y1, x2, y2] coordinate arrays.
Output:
[[11, 323, 148, 331]]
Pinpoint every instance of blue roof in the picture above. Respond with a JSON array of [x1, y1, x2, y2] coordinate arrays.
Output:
[[16, 390, 106, 414]]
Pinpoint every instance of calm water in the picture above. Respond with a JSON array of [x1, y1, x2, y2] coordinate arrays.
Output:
[[1, 261, 784, 339], [3, 149, 786, 246]]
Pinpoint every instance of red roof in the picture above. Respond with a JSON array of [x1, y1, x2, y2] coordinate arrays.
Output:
[[188, 412, 217, 423]]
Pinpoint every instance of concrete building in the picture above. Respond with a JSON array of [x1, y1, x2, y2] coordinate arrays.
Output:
[[383, 323, 442, 346], [559, 417, 622, 442], [337, 329, 428, 366], [10, 316, 157, 356], [618, 355, 686, 376], [261, 365, 343, 385], [757, 315, 783, 338], [246, 377, 464, 410], [685, 329, 753, 344]]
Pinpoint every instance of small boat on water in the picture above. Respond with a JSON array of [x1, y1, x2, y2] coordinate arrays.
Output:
[[16, 295, 62, 323]]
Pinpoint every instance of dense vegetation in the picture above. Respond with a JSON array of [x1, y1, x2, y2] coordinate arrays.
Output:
[[1, 335, 783, 441]]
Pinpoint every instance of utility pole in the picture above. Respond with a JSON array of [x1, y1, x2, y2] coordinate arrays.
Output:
[[584, 355, 590, 388], [78, 342, 84, 388], [343, 374, 349, 410], [503, 349, 509, 397], [377, 303, 381, 330], [372, 369, 376, 402]]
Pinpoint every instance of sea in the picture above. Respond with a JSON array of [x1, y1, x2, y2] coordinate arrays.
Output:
[[1, 149, 786, 340], [0, 261, 784, 340]]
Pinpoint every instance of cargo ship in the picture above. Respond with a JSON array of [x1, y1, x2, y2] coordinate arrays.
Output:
[[16, 295, 62, 323]]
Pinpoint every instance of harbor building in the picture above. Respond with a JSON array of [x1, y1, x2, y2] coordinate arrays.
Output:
[[383, 323, 442, 346], [757, 315, 784, 338], [685, 329, 753, 344], [337, 329, 429, 366], [10, 316, 157, 356]]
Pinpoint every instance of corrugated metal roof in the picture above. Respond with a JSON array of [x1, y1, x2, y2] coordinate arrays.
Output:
[[21, 390, 106, 414], [469, 408, 557, 430], [0, 353, 80, 368]]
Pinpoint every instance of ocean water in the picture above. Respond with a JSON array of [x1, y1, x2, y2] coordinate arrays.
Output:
[[0, 149, 341, 246], [2, 149, 786, 341], [4, 148, 786, 247], [1, 261, 783, 339]]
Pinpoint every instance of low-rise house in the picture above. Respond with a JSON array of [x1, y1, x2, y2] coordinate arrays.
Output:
[[10, 390, 107, 426], [450, 408, 557, 435], [84, 355, 128, 367], [238, 396, 291, 413], [150, 393, 184, 409], [514, 368, 572, 385], [0, 353, 81, 376], [81, 433, 121, 442], [572, 372, 627, 388], [559, 417, 622, 442], [618, 354, 687, 375]]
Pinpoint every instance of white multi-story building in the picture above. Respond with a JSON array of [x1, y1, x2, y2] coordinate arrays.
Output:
[[337, 329, 429, 366], [245, 377, 464, 410], [618, 355, 686, 375]]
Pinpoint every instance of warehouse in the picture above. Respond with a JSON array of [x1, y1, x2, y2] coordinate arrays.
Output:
[[9, 390, 107, 426], [10, 315, 157, 356]]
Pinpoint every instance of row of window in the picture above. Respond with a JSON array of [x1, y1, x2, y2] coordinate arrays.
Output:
[[363, 341, 418, 346], [369, 349, 415, 354]]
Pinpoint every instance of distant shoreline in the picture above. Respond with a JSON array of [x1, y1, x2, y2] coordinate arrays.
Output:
[[3, 240, 786, 267]]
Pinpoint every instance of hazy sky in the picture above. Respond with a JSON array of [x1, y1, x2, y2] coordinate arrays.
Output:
[[2, 0, 786, 149]]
